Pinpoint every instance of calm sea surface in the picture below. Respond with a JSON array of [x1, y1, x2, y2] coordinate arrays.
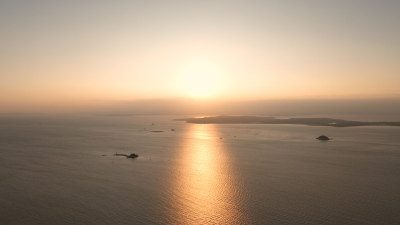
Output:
[[1, 115, 400, 225]]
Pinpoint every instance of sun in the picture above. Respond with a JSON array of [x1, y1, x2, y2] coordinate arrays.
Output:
[[179, 61, 223, 98]]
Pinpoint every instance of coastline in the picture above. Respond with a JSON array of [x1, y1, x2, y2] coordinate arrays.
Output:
[[176, 116, 400, 127]]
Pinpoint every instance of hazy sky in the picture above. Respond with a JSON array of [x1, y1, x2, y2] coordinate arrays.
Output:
[[1, 0, 400, 109]]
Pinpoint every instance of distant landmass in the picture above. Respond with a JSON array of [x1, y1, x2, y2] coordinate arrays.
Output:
[[175, 116, 400, 127]]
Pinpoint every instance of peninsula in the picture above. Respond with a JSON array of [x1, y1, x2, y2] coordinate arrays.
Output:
[[175, 116, 400, 127]]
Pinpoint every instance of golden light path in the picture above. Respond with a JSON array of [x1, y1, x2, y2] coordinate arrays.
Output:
[[166, 124, 248, 224]]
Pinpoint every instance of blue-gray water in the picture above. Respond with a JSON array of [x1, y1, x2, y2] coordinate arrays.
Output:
[[1, 115, 400, 225]]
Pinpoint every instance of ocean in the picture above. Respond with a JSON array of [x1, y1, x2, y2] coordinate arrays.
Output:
[[1, 114, 400, 225]]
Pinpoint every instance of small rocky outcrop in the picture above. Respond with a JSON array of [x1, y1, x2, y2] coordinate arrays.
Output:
[[127, 153, 139, 158], [316, 135, 330, 141], [114, 153, 139, 158]]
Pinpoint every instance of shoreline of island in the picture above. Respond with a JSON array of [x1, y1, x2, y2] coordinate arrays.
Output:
[[175, 116, 400, 127]]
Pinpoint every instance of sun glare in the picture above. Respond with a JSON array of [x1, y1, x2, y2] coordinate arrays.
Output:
[[179, 61, 223, 98]]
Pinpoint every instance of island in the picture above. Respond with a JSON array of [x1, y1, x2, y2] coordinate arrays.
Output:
[[114, 153, 139, 158], [175, 116, 400, 127], [316, 135, 330, 140]]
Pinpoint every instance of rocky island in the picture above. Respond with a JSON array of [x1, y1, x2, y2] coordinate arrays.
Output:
[[114, 153, 139, 158], [175, 116, 400, 127], [316, 135, 330, 140]]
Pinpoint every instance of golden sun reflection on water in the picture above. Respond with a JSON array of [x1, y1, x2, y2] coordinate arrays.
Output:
[[166, 124, 248, 224]]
